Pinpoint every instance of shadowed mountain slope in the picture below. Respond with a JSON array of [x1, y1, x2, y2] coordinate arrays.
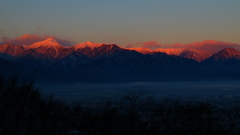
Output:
[[1, 39, 240, 82]]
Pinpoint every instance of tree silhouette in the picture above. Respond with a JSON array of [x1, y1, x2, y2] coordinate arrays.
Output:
[[1, 77, 240, 135], [0, 76, 71, 134]]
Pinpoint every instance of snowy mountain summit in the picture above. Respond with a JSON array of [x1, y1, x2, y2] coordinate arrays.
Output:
[[73, 41, 102, 51], [28, 38, 62, 49]]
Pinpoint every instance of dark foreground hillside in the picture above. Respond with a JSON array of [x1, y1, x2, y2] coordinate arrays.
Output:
[[1, 77, 240, 135]]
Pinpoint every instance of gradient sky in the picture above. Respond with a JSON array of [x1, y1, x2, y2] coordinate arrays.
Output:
[[0, 0, 239, 47]]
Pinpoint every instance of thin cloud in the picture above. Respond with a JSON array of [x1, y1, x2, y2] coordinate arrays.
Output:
[[36, 26, 41, 30], [125, 44, 134, 48], [1, 34, 73, 46], [2, 34, 46, 45], [129, 40, 240, 52], [164, 43, 184, 48], [1, 36, 10, 41], [184, 40, 240, 51], [127, 41, 162, 50], [54, 38, 73, 47]]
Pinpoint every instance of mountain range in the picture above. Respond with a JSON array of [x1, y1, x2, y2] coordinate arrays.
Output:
[[1, 38, 240, 82]]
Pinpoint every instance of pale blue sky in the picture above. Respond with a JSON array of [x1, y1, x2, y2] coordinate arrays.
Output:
[[0, 0, 239, 46]]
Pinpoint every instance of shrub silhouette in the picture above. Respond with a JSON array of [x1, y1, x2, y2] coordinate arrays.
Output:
[[1, 77, 240, 135], [70, 91, 240, 135], [0, 76, 71, 135]]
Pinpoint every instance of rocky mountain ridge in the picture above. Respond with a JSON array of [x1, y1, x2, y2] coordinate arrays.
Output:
[[1, 39, 240, 82]]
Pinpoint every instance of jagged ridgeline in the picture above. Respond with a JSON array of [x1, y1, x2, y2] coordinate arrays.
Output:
[[1, 38, 240, 82]]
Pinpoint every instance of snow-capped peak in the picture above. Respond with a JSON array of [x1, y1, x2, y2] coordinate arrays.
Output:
[[214, 48, 240, 59], [28, 38, 61, 49], [220, 48, 239, 54], [154, 48, 185, 55], [73, 41, 102, 50]]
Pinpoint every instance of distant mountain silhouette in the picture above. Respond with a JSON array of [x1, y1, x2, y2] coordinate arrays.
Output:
[[205, 48, 240, 61], [200, 48, 240, 79], [132, 48, 214, 62], [1, 39, 240, 82]]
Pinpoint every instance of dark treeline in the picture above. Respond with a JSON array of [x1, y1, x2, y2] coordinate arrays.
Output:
[[1, 77, 240, 135]]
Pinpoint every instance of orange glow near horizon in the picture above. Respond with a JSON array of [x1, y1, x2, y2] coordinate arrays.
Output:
[[126, 40, 240, 53], [1, 34, 240, 54]]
